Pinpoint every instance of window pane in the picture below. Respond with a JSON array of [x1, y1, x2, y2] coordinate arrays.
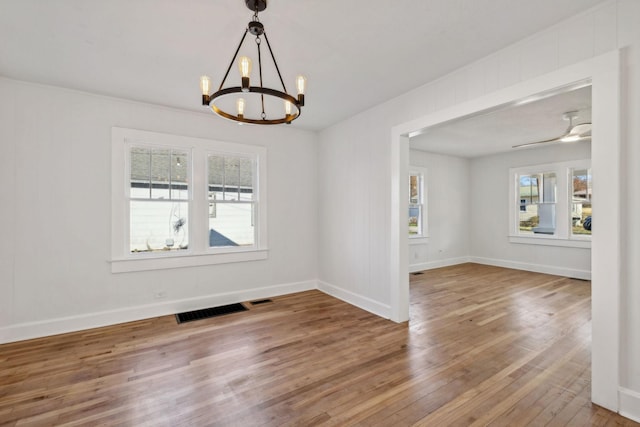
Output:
[[131, 147, 189, 200], [208, 155, 225, 201], [209, 203, 255, 247], [208, 154, 254, 202], [410, 175, 419, 204], [171, 151, 189, 200], [572, 168, 592, 236], [519, 174, 538, 205], [519, 203, 539, 233], [519, 203, 556, 235], [151, 149, 171, 199], [224, 157, 241, 201], [518, 172, 556, 235], [130, 201, 188, 252], [542, 172, 557, 203], [130, 147, 150, 198], [572, 168, 591, 200], [572, 202, 592, 235], [409, 206, 421, 235], [409, 173, 425, 237], [239, 157, 254, 201]]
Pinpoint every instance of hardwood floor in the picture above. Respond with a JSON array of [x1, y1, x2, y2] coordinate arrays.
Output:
[[1, 263, 637, 426]]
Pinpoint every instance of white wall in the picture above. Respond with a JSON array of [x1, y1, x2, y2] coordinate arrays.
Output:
[[318, 0, 640, 416], [317, 110, 392, 317], [409, 150, 470, 272], [0, 77, 318, 342], [469, 143, 591, 279]]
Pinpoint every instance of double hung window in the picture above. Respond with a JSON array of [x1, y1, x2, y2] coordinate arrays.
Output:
[[517, 172, 557, 235], [129, 147, 190, 252], [509, 160, 591, 247], [207, 154, 256, 248], [408, 168, 427, 238], [112, 128, 267, 272], [570, 168, 592, 237]]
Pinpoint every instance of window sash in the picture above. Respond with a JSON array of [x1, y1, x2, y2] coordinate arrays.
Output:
[[409, 168, 427, 238], [126, 144, 192, 255], [570, 167, 592, 237], [207, 152, 258, 249]]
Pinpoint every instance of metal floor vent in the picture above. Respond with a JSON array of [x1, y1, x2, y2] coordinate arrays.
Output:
[[176, 303, 248, 324], [412, 272, 424, 276], [250, 299, 273, 305]]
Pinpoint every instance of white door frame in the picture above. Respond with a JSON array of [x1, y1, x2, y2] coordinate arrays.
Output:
[[390, 50, 621, 411]]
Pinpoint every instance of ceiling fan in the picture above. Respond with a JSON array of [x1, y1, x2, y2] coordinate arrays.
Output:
[[512, 111, 591, 149]]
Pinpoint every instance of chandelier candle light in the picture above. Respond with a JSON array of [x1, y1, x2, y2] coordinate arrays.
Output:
[[200, 0, 306, 125]]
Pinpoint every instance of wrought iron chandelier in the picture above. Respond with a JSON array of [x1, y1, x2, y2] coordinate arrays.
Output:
[[200, 0, 306, 125]]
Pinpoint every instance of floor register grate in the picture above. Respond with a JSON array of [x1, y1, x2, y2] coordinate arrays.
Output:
[[175, 303, 248, 324]]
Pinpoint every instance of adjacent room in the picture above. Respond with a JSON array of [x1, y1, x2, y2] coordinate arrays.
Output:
[[408, 85, 592, 278], [1, 0, 640, 425]]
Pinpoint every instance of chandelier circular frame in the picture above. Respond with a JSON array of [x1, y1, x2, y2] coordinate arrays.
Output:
[[208, 87, 301, 125]]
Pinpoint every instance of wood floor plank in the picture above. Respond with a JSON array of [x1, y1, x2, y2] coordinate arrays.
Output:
[[0, 263, 637, 426]]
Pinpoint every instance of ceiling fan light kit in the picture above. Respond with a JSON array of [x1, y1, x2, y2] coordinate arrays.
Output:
[[512, 111, 592, 149], [199, 0, 306, 125]]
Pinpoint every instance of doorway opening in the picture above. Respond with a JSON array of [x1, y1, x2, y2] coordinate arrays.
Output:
[[390, 51, 620, 411]]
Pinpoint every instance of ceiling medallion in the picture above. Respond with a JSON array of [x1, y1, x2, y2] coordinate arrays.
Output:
[[200, 0, 306, 125]]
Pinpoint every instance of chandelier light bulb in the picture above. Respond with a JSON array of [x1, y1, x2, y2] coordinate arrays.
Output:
[[296, 75, 306, 95], [237, 97, 246, 118], [238, 56, 252, 77], [200, 75, 211, 95], [200, 75, 212, 106], [296, 75, 306, 106], [239, 56, 252, 92], [284, 100, 293, 124]]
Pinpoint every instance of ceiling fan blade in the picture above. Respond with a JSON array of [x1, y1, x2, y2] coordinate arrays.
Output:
[[512, 136, 562, 149], [570, 123, 592, 135], [513, 114, 592, 150]]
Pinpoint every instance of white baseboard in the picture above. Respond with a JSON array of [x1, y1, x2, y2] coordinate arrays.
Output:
[[317, 280, 391, 319], [409, 256, 471, 273], [0, 280, 316, 344], [619, 387, 640, 422], [469, 256, 591, 280]]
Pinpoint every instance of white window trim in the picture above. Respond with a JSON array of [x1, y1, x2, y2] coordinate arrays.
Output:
[[408, 166, 428, 240], [111, 127, 268, 273], [508, 159, 590, 249]]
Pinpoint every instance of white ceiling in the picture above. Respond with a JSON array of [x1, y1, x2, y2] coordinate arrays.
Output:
[[0, 0, 606, 131], [410, 85, 592, 158]]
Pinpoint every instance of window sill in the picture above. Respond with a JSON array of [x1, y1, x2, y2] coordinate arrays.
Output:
[[111, 249, 269, 273], [508, 235, 591, 249], [409, 236, 430, 245]]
